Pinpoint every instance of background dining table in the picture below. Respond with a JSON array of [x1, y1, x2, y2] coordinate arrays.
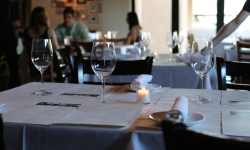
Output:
[[84, 54, 218, 90], [1, 82, 250, 150]]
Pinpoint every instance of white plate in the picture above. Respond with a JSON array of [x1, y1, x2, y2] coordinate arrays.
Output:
[[0, 102, 5, 107], [124, 84, 161, 92], [148, 111, 205, 127]]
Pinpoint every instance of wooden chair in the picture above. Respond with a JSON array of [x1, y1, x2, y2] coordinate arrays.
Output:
[[216, 57, 250, 90], [21, 39, 63, 83], [73, 56, 154, 85], [237, 41, 250, 62], [105, 38, 127, 45], [161, 119, 250, 150]]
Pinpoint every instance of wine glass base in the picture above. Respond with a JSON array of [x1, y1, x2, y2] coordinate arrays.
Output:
[[31, 90, 52, 96], [167, 58, 176, 62], [189, 96, 212, 104]]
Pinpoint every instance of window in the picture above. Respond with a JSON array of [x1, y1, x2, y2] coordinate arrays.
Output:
[[224, 0, 250, 32], [192, 0, 217, 28]]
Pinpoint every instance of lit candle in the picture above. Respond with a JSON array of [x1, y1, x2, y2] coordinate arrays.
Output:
[[153, 52, 159, 60], [136, 87, 150, 104]]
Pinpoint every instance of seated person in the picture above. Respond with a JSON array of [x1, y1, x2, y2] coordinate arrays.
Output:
[[23, 7, 59, 49], [21, 7, 59, 84], [126, 12, 141, 44], [55, 7, 90, 42]]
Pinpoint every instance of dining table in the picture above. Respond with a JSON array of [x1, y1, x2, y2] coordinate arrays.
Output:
[[1, 82, 250, 150]]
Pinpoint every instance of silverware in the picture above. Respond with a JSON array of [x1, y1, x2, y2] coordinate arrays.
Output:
[[36, 102, 81, 108], [230, 110, 250, 116], [60, 93, 99, 97], [228, 101, 250, 104]]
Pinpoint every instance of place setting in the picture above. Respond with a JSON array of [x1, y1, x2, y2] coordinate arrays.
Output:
[[148, 96, 205, 128]]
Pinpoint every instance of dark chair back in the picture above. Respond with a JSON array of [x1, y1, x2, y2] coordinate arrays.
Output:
[[161, 119, 250, 150], [237, 41, 250, 62], [73, 56, 154, 85], [216, 57, 250, 90], [71, 41, 93, 56], [56, 46, 75, 82], [0, 114, 5, 150]]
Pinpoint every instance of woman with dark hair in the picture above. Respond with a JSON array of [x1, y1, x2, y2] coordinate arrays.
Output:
[[126, 12, 141, 44], [23, 7, 59, 49], [20, 7, 59, 84]]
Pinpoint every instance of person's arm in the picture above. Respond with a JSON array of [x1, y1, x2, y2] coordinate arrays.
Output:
[[48, 27, 59, 50], [126, 26, 138, 44], [212, 10, 250, 46]]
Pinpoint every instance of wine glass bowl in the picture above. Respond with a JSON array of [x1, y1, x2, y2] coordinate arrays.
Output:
[[134, 31, 151, 59], [91, 42, 116, 103], [166, 32, 177, 62], [190, 40, 215, 104], [31, 39, 53, 96]]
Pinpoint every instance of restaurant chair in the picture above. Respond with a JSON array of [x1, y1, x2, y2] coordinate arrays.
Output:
[[237, 41, 250, 62], [0, 114, 5, 150], [73, 56, 153, 85], [187, 34, 194, 49], [70, 41, 93, 58], [0, 55, 9, 91], [105, 38, 127, 45], [56, 46, 75, 83], [216, 57, 250, 90], [22, 40, 63, 83], [161, 119, 250, 150]]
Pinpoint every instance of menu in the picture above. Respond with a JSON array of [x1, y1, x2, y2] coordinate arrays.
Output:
[[221, 91, 250, 104], [3, 102, 143, 127], [3, 104, 76, 125], [222, 109, 250, 137], [55, 103, 143, 127]]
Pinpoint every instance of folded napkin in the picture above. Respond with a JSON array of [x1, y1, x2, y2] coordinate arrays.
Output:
[[165, 96, 188, 122], [131, 74, 153, 89], [176, 52, 191, 63], [176, 52, 204, 64]]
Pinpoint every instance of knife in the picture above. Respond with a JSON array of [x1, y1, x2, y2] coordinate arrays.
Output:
[[60, 93, 99, 97], [228, 101, 250, 104]]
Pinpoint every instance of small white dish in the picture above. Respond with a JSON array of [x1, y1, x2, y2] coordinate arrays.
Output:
[[0, 102, 5, 107], [124, 84, 161, 92], [148, 111, 205, 127]]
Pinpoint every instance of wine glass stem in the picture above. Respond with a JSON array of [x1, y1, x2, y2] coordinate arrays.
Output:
[[169, 48, 173, 61], [101, 80, 105, 103], [41, 72, 44, 91], [200, 77, 204, 98]]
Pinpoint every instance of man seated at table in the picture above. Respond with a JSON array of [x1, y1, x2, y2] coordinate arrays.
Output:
[[55, 7, 90, 42]]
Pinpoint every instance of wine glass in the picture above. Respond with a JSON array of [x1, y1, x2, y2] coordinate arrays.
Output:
[[166, 32, 177, 62], [174, 31, 184, 55], [91, 42, 116, 103], [134, 31, 151, 59], [190, 40, 215, 104], [31, 39, 53, 96]]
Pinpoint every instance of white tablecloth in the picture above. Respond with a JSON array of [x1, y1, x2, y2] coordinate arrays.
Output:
[[0, 82, 249, 150]]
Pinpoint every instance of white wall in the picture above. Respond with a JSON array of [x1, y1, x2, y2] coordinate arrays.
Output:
[[136, 0, 172, 54], [102, 0, 131, 38]]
